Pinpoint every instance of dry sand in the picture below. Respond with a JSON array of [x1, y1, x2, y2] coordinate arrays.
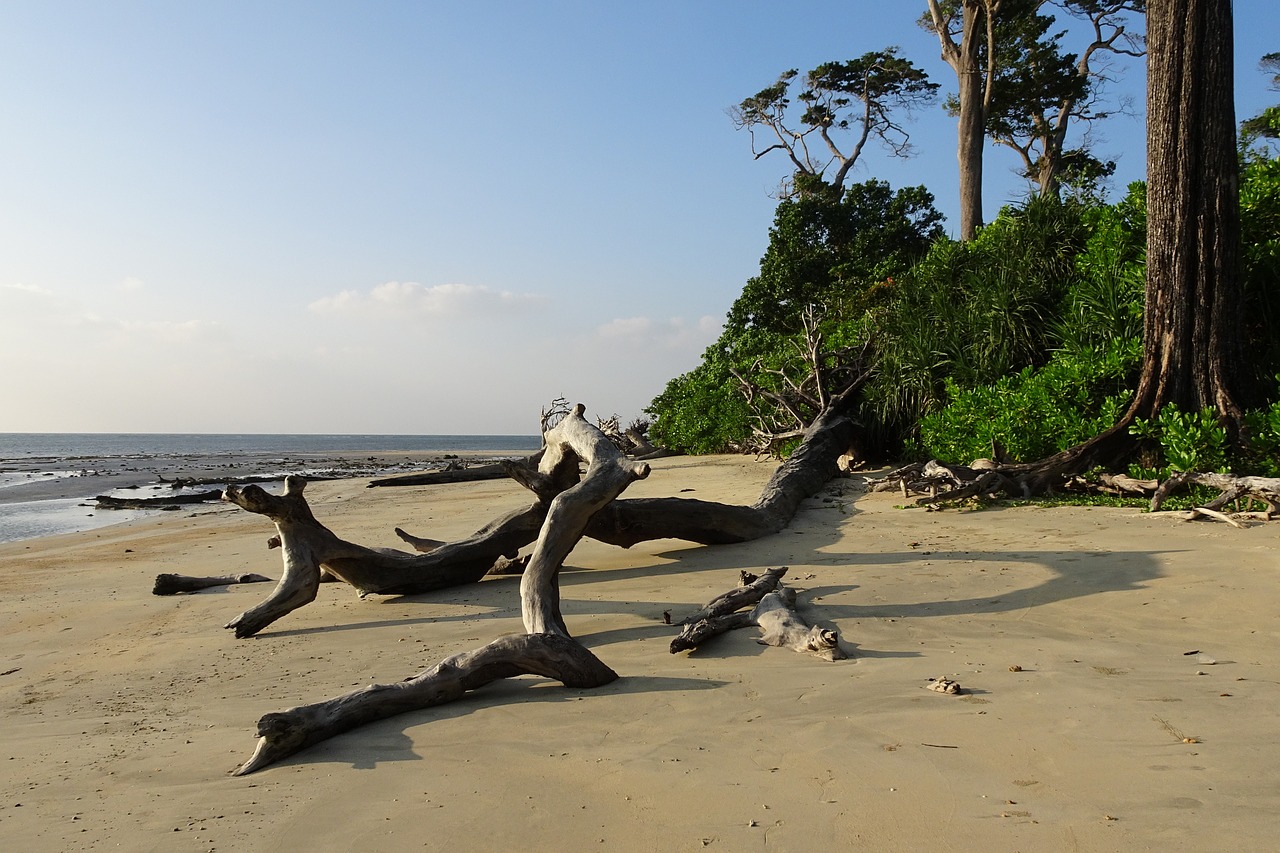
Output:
[[2, 454, 1278, 852]]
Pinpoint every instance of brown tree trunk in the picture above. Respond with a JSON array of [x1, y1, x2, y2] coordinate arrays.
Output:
[[928, 0, 989, 241], [1138, 0, 1242, 426], [1009, 0, 1242, 492]]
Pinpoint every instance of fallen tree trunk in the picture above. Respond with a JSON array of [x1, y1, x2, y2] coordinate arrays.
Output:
[[234, 403, 641, 774], [220, 387, 860, 636], [233, 632, 617, 776], [95, 489, 224, 509], [152, 572, 273, 595]]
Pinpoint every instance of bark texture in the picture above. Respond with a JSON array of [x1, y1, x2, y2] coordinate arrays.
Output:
[[1141, 0, 1242, 424], [233, 633, 617, 776]]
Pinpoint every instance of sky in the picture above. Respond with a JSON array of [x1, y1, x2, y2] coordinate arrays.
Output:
[[1, 1, 1275, 435]]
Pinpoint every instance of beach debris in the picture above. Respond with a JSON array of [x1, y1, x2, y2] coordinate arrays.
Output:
[[1009, 664, 1023, 672], [1153, 715, 1201, 743], [668, 567, 846, 661], [927, 676, 963, 694], [152, 573, 274, 596], [94, 489, 224, 510]]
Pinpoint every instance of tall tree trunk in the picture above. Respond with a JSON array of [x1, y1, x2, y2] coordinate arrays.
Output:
[[1011, 0, 1243, 492], [955, 52, 987, 239], [927, 0, 990, 240], [1138, 0, 1242, 427]]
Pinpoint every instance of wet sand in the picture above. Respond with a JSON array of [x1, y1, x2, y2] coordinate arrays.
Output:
[[1, 455, 1278, 851]]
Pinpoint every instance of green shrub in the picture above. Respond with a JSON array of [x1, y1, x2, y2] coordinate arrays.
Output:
[[918, 339, 1137, 463], [1129, 405, 1229, 475]]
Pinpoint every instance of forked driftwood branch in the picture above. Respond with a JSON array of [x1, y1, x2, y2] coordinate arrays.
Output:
[[223, 396, 861, 774], [232, 404, 643, 774]]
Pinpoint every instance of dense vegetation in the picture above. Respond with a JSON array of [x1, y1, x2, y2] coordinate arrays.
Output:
[[647, 128, 1280, 477]]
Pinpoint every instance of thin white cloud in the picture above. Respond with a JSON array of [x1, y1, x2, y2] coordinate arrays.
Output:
[[118, 277, 145, 292], [594, 314, 722, 350], [308, 281, 547, 319]]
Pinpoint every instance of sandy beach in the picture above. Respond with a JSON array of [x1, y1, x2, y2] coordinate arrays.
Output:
[[2, 454, 1278, 852]]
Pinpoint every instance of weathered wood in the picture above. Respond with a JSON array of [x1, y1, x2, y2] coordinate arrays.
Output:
[[751, 588, 846, 661], [367, 461, 518, 487], [95, 489, 224, 509], [152, 573, 273, 595], [668, 568, 846, 661], [221, 390, 859, 635], [669, 568, 788, 653], [520, 404, 650, 636], [669, 612, 754, 653], [233, 632, 617, 776], [220, 476, 544, 637], [678, 567, 788, 626]]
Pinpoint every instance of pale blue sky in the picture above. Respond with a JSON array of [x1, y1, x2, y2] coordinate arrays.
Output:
[[0, 2, 1273, 434]]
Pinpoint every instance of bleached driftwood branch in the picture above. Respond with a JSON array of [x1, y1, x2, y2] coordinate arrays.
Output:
[[233, 404, 643, 774], [669, 566, 846, 661]]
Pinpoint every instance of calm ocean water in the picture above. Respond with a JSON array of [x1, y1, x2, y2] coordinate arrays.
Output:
[[0, 432, 542, 461], [0, 432, 542, 544]]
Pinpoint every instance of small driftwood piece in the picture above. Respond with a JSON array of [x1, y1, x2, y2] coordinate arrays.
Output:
[[95, 489, 224, 509], [152, 572, 273, 595], [669, 567, 845, 660], [233, 633, 617, 776], [670, 568, 788, 653], [752, 586, 846, 661]]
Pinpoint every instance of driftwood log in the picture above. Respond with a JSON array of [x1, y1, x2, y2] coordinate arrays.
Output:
[[234, 632, 617, 776], [232, 404, 640, 774], [367, 458, 535, 488], [152, 573, 273, 595], [95, 489, 224, 509], [670, 567, 845, 661], [221, 385, 860, 637]]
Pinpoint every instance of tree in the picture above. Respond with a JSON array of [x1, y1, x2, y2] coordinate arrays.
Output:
[[731, 49, 937, 196], [725, 180, 945, 336], [989, 1, 1146, 200], [923, 0, 1002, 240], [1241, 52, 1280, 141], [1014, 0, 1242, 487], [922, 1, 1144, 234]]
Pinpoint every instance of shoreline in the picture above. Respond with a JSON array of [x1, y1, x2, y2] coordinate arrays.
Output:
[[2, 456, 1279, 850], [0, 449, 536, 544]]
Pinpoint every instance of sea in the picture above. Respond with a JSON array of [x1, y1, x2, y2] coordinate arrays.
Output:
[[0, 433, 543, 544]]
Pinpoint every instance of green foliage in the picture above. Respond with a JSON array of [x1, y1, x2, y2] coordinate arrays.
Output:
[[1129, 406, 1229, 474], [646, 180, 944, 456], [1239, 153, 1280, 402], [866, 195, 1095, 436], [1052, 182, 1146, 354], [645, 347, 750, 455], [1243, 396, 1280, 477], [918, 340, 1137, 463], [726, 180, 944, 336]]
